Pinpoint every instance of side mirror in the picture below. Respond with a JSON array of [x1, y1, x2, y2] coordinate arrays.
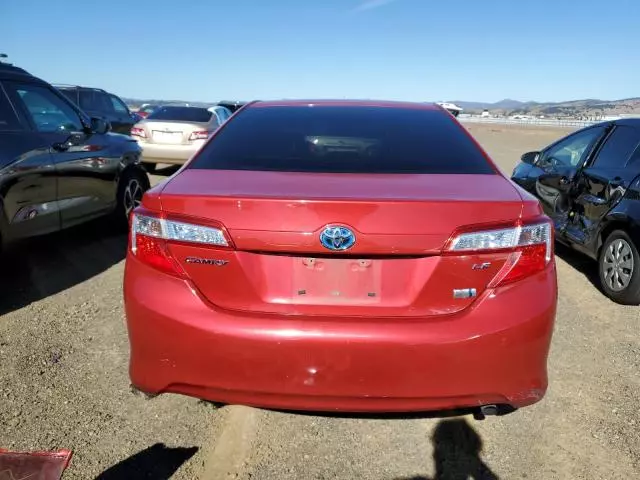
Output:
[[521, 151, 539, 165], [90, 117, 111, 134]]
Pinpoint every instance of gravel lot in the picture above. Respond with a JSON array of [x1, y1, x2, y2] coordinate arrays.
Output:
[[0, 210, 223, 479], [1, 123, 638, 479]]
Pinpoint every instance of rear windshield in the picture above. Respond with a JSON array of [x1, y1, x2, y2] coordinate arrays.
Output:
[[147, 106, 212, 122], [79, 89, 112, 112], [188, 105, 494, 174]]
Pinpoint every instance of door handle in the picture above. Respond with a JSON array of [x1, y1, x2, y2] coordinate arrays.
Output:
[[582, 194, 607, 206]]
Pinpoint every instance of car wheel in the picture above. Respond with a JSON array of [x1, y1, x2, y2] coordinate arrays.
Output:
[[142, 162, 156, 173], [598, 230, 640, 305], [114, 169, 148, 230]]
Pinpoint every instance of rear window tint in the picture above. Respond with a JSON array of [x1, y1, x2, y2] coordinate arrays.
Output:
[[147, 106, 212, 122], [189, 106, 494, 174]]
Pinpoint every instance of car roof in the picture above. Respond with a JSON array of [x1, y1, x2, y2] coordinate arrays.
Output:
[[161, 104, 207, 108], [0, 63, 43, 82], [53, 84, 108, 93], [249, 99, 441, 110], [569, 118, 640, 137], [612, 118, 640, 128]]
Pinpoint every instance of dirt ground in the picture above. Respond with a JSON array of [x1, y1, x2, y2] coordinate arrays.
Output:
[[1, 123, 638, 479]]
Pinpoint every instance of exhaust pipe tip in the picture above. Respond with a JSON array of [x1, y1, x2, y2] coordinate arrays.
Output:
[[480, 404, 499, 416], [473, 404, 516, 420]]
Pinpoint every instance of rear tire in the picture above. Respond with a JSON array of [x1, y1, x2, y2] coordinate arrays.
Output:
[[598, 230, 640, 305], [114, 168, 149, 230]]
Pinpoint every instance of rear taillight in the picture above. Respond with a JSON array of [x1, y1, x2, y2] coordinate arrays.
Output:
[[130, 210, 231, 277], [188, 130, 209, 141], [446, 219, 553, 287], [131, 127, 146, 138]]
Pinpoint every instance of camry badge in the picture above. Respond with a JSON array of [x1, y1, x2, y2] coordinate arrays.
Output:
[[320, 225, 356, 251], [185, 257, 228, 266]]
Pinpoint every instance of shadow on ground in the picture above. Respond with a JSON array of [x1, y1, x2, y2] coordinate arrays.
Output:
[[394, 418, 499, 480], [0, 219, 127, 315], [273, 404, 514, 421], [95, 443, 198, 480], [554, 242, 603, 294]]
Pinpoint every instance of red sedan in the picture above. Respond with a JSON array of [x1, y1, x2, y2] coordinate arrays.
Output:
[[124, 100, 557, 415]]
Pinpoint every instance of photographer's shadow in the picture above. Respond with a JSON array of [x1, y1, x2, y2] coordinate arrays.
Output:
[[397, 418, 498, 480]]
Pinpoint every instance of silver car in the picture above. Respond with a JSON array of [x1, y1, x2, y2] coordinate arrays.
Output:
[[131, 105, 226, 171]]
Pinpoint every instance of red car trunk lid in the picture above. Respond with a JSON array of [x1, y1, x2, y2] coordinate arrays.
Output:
[[157, 170, 524, 317]]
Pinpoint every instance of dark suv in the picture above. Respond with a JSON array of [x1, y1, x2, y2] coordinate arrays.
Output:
[[511, 119, 640, 304], [56, 85, 137, 135], [0, 62, 149, 248]]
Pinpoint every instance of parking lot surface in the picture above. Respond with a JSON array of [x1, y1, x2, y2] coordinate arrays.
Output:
[[1, 124, 638, 479]]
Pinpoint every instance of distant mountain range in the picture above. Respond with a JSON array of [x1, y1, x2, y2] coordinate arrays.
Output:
[[450, 99, 528, 110], [450, 98, 640, 116], [122, 96, 640, 118], [123, 98, 213, 108]]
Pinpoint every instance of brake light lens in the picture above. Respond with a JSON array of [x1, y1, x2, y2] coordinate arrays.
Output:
[[447, 220, 553, 287], [131, 127, 146, 138], [189, 130, 209, 141], [130, 211, 230, 277]]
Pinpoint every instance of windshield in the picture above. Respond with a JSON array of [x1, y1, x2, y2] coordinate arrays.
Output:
[[189, 105, 494, 174], [147, 106, 212, 122]]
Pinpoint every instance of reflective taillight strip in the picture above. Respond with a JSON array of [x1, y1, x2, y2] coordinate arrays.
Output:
[[446, 218, 554, 287], [131, 127, 146, 138], [447, 220, 552, 259], [188, 130, 209, 141], [131, 212, 229, 250]]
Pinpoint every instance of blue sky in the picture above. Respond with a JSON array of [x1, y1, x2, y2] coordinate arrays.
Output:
[[3, 0, 639, 103]]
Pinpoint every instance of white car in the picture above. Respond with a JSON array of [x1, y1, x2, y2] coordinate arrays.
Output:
[[436, 102, 463, 117], [132, 105, 225, 172]]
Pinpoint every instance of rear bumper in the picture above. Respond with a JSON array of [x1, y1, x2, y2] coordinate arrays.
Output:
[[124, 255, 557, 413], [137, 141, 203, 164]]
